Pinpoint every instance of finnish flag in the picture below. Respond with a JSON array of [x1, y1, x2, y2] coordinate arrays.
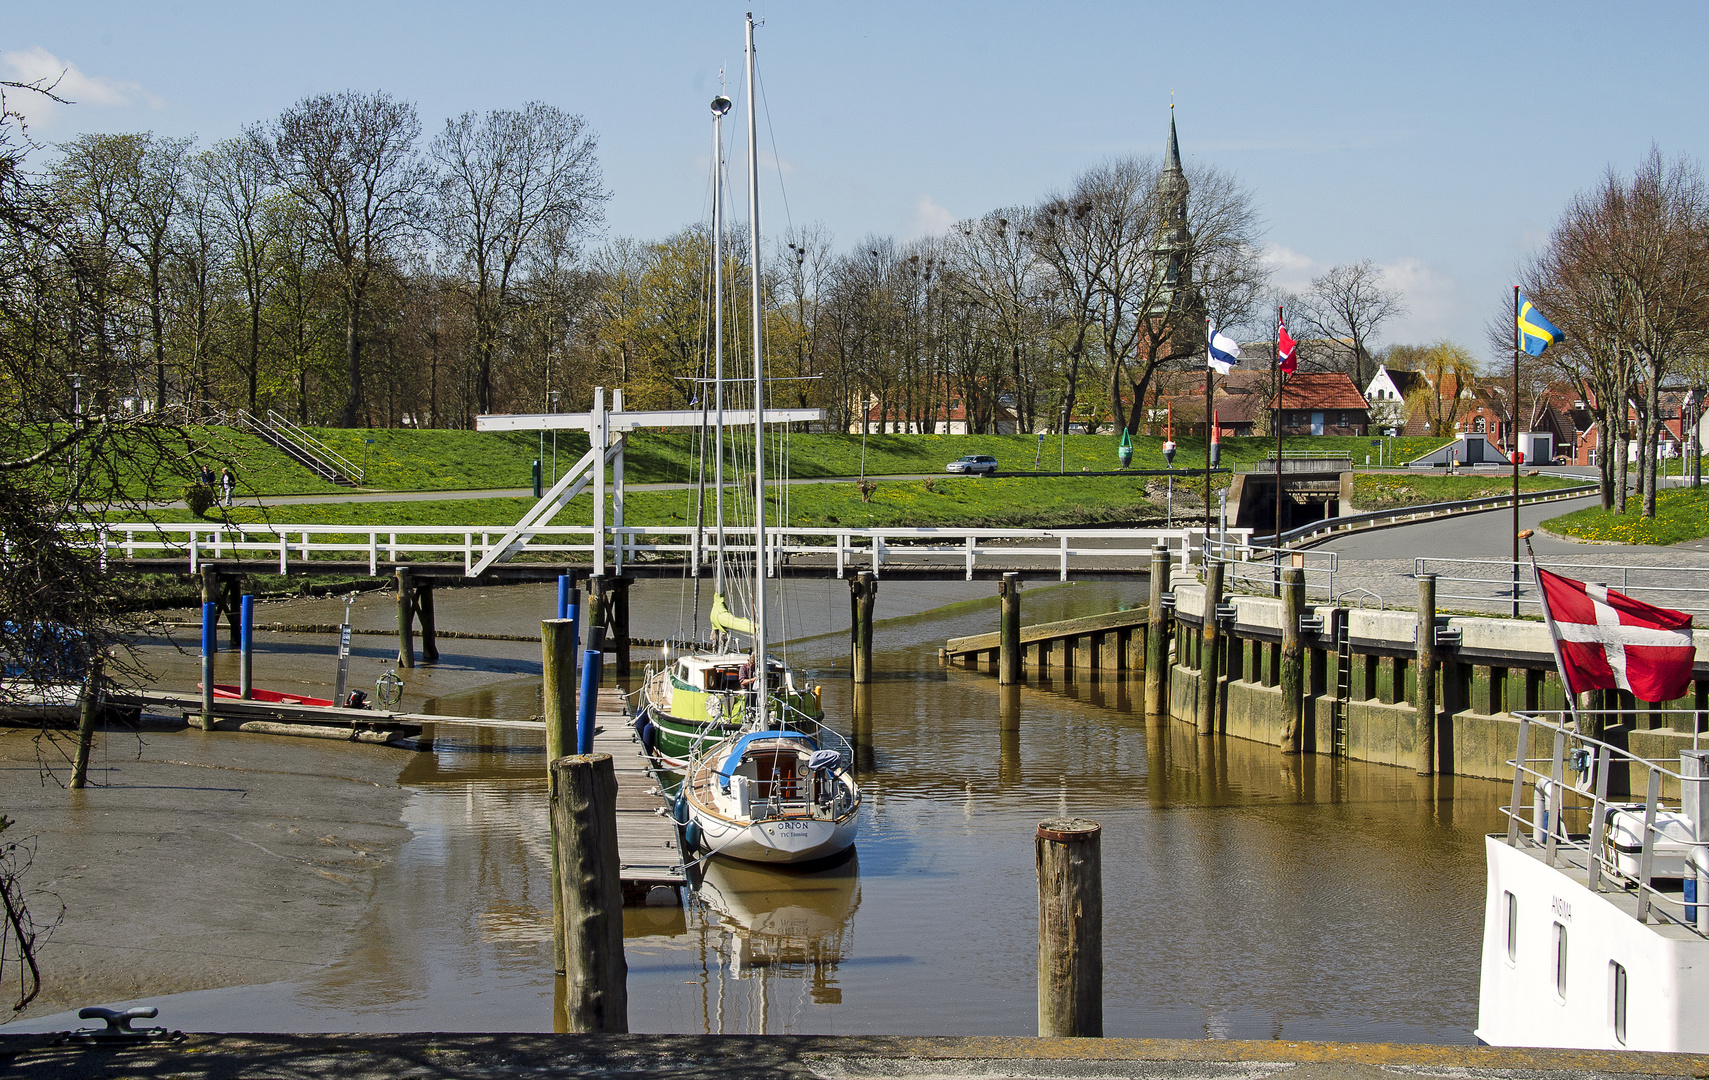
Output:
[[1207, 323, 1241, 375]]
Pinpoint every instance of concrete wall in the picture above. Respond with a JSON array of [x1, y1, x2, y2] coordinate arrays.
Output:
[[1166, 584, 1709, 781]]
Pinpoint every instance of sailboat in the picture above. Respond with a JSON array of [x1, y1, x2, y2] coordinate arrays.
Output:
[[667, 15, 860, 865], [637, 66, 824, 771]]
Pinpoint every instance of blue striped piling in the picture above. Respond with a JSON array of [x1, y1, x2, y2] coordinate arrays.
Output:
[[200, 601, 216, 730], [239, 594, 254, 700], [576, 628, 606, 755]]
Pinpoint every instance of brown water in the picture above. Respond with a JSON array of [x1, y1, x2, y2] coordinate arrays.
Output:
[[13, 577, 1504, 1041]]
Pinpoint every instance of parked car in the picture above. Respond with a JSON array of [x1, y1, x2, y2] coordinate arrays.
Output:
[[945, 454, 998, 476]]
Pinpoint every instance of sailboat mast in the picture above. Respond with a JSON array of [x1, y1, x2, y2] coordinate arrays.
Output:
[[745, 10, 767, 725], [711, 94, 730, 598]]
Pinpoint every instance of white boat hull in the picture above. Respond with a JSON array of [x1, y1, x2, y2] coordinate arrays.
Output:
[[690, 808, 858, 865]]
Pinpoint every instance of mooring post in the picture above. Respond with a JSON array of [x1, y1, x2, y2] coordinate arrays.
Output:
[[999, 572, 1022, 686], [69, 654, 104, 790], [543, 618, 579, 975], [1416, 573, 1438, 775], [577, 627, 607, 755], [1279, 566, 1305, 753], [558, 574, 572, 620], [395, 566, 415, 669], [415, 582, 439, 663], [239, 593, 254, 700], [200, 600, 216, 731], [1144, 545, 1171, 716], [851, 571, 877, 684], [1198, 560, 1224, 736], [586, 577, 607, 657], [1036, 817, 1102, 1038], [609, 576, 632, 676], [549, 752, 628, 1033]]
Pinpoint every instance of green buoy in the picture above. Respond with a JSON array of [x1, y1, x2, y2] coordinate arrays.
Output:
[[1117, 428, 1133, 468]]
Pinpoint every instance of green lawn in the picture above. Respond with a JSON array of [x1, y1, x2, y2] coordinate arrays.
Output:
[[1543, 488, 1709, 546], [1352, 473, 1586, 511], [117, 474, 1197, 534]]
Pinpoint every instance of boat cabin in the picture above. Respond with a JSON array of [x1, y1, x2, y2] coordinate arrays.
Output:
[[673, 653, 791, 694]]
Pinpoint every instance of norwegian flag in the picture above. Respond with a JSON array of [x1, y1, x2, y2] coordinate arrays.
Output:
[[1277, 314, 1297, 375], [1536, 567, 1697, 703]]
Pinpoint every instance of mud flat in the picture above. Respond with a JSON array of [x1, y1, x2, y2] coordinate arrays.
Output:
[[0, 727, 413, 1020]]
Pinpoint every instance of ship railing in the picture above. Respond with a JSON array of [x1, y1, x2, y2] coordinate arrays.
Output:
[[1505, 711, 1709, 936]]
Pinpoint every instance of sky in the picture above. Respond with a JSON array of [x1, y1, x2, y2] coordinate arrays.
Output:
[[7, 1, 1707, 365]]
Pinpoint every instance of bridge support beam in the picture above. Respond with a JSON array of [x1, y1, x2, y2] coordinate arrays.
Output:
[[850, 572, 878, 684], [999, 573, 1022, 686], [1144, 546, 1171, 716], [587, 575, 632, 676], [396, 566, 415, 669], [415, 581, 439, 663]]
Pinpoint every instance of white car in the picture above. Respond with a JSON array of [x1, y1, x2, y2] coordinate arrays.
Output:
[[945, 454, 998, 476]]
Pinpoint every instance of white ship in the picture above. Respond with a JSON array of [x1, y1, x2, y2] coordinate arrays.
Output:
[[1478, 711, 1709, 1052]]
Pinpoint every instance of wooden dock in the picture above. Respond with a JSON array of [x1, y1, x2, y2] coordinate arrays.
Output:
[[110, 685, 685, 898]]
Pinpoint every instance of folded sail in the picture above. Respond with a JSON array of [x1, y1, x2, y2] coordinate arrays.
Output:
[[709, 593, 754, 637]]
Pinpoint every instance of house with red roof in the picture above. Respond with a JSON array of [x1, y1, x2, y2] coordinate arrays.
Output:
[[1268, 372, 1370, 436]]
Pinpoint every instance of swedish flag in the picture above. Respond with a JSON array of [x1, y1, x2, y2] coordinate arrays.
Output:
[[1518, 294, 1563, 356]]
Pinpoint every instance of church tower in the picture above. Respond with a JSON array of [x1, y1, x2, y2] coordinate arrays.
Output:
[[1150, 107, 1192, 321]]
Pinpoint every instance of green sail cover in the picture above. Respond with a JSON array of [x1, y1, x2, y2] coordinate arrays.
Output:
[[709, 592, 753, 637]]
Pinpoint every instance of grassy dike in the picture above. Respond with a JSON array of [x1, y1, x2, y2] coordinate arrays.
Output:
[[1544, 486, 1709, 546], [121, 474, 1188, 533], [120, 427, 1456, 498]]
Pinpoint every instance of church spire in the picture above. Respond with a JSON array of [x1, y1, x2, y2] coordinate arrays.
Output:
[[1166, 103, 1183, 175]]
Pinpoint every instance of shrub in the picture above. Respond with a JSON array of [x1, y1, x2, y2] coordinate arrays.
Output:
[[182, 483, 216, 518], [857, 479, 877, 503]]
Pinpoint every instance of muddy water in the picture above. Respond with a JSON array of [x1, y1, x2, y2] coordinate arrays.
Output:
[[12, 577, 1502, 1041]]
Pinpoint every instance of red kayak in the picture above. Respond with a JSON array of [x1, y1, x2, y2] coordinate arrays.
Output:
[[207, 683, 336, 707]]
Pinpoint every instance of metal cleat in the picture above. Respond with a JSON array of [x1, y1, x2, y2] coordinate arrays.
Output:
[[68, 1006, 181, 1045]]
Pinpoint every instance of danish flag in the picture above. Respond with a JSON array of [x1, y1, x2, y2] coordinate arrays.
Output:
[[1535, 567, 1696, 703], [1277, 315, 1297, 375]]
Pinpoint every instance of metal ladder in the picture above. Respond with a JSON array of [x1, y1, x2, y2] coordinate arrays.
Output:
[[1332, 605, 1351, 757]]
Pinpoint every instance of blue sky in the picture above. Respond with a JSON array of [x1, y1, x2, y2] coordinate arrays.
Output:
[[8, 1, 1706, 362]]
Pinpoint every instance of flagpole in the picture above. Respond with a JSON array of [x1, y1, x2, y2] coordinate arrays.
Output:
[[1521, 529, 1580, 730], [1512, 285, 1522, 619], [1204, 317, 1214, 533], [1274, 305, 1284, 597]]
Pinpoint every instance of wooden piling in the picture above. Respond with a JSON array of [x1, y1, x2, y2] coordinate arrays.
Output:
[[1037, 817, 1102, 1038], [609, 576, 632, 676], [851, 571, 877, 684], [999, 572, 1022, 686], [542, 619, 579, 975], [1416, 573, 1437, 775], [1198, 560, 1224, 736], [550, 753, 628, 1033], [415, 582, 439, 663], [221, 573, 241, 648], [1144, 545, 1170, 716], [1279, 567, 1305, 754], [395, 566, 415, 669], [69, 655, 104, 790], [585, 579, 607, 659]]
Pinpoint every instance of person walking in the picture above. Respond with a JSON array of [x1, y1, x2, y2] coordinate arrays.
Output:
[[220, 467, 235, 507]]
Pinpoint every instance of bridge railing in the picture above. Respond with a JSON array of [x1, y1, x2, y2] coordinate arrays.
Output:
[[1203, 534, 1340, 598], [71, 522, 1249, 581]]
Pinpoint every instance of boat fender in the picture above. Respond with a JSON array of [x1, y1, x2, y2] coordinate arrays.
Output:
[[638, 720, 657, 755], [813, 684, 822, 708], [632, 707, 650, 738], [684, 819, 702, 854]]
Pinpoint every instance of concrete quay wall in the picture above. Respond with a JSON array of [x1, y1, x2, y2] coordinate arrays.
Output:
[[1166, 585, 1709, 781]]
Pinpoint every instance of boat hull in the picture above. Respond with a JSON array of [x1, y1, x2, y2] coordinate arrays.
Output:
[[689, 808, 858, 865]]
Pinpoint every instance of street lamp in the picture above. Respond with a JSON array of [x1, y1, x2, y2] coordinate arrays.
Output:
[[548, 389, 561, 483]]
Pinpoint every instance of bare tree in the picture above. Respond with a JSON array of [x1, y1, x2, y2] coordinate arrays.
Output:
[[202, 136, 280, 413], [1295, 259, 1405, 390], [256, 91, 429, 427], [432, 102, 607, 416]]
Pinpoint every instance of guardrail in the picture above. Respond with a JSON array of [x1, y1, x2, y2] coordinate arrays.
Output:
[[1505, 711, 1709, 935], [1417, 555, 1709, 615], [1277, 482, 1598, 548], [75, 522, 1251, 581], [1203, 534, 1340, 599]]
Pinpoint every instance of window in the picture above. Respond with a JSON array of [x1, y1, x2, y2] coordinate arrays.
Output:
[[1554, 922, 1569, 998], [1474, 417, 1487, 433], [1504, 891, 1517, 961], [1611, 961, 1627, 1044]]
